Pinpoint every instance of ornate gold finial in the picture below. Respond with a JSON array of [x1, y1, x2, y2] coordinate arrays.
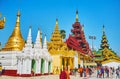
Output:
[[0, 13, 6, 29], [16, 10, 20, 23], [76, 10, 79, 22], [17, 10, 20, 17], [2, 11, 25, 51], [56, 18, 58, 25], [54, 18, 59, 32]]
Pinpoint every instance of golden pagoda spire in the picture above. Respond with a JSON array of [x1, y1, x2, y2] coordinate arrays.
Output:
[[76, 10, 79, 22], [54, 18, 59, 31], [50, 18, 62, 43], [2, 11, 25, 51], [56, 18, 58, 25]]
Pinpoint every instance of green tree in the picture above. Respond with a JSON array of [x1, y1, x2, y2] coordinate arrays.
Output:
[[60, 30, 66, 39]]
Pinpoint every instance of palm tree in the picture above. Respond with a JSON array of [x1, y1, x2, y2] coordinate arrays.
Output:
[[60, 30, 66, 39]]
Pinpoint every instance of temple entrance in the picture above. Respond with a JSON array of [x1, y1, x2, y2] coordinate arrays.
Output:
[[62, 57, 74, 70], [41, 59, 45, 74], [32, 59, 36, 73], [48, 62, 51, 73]]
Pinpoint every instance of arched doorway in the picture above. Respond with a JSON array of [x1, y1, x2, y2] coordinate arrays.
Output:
[[41, 59, 45, 74]]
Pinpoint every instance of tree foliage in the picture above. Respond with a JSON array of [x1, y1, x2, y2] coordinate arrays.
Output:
[[60, 30, 66, 39]]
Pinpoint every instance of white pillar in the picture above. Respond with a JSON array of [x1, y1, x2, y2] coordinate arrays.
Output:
[[35, 59, 41, 74], [19, 59, 23, 75], [11, 53, 14, 66], [74, 52, 78, 68], [39, 59, 41, 74], [26, 58, 31, 74], [20, 59, 23, 75], [44, 60, 48, 73], [22, 58, 31, 74], [50, 62, 52, 73], [35, 60, 38, 74], [80, 59, 83, 67], [17, 59, 20, 74], [21, 59, 25, 74]]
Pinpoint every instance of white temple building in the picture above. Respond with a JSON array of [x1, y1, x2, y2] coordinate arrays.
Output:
[[0, 27, 52, 76]]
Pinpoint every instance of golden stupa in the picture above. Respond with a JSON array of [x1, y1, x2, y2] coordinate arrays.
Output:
[[2, 11, 25, 51]]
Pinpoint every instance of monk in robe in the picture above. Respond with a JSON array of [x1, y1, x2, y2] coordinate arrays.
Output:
[[86, 66, 89, 77], [79, 67, 83, 77], [60, 67, 70, 79]]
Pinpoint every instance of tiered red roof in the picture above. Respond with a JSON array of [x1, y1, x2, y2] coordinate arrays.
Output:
[[66, 10, 93, 57]]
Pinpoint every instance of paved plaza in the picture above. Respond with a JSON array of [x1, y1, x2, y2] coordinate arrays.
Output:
[[0, 71, 119, 79]]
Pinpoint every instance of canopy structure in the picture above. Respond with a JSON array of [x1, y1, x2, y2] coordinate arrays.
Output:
[[102, 61, 120, 68]]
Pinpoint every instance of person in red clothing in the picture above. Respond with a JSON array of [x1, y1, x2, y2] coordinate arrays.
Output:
[[79, 66, 83, 77], [86, 66, 89, 77], [60, 67, 70, 79]]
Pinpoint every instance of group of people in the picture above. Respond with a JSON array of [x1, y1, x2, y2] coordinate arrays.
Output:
[[97, 66, 120, 78], [60, 66, 93, 79], [59, 66, 120, 79], [78, 66, 93, 77]]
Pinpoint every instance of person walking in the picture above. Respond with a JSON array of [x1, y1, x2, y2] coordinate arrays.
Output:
[[88, 67, 92, 77], [116, 68, 119, 79], [74, 67, 77, 76], [86, 66, 89, 77], [97, 66, 100, 78], [112, 67, 115, 76], [110, 67, 113, 78], [101, 66, 104, 78], [0, 63, 2, 76], [83, 66, 86, 77], [79, 66, 83, 77], [105, 67, 109, 78]]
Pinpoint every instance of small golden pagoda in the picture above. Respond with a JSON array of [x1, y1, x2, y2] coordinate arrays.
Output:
[[48, 19, 75, 74], [0, 13, 6, 29], [2, 11, 25, 51]]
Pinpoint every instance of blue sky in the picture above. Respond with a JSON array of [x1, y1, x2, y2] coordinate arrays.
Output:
[[0, 0, 120, 55]]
